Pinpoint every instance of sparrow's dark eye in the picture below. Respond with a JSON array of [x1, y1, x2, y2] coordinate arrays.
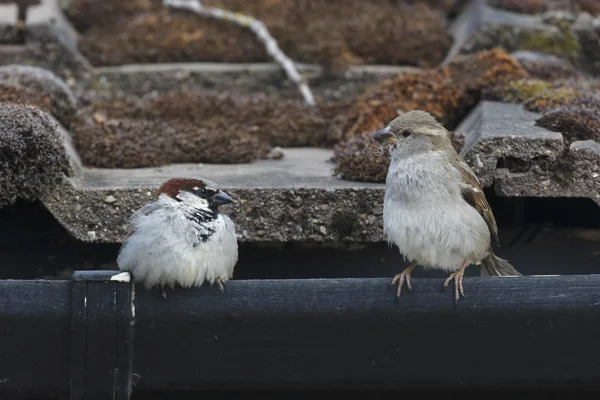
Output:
[[401, 129, 412, 138]]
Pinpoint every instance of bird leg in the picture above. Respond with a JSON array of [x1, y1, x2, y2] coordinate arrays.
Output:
[[215, 277, 225, 293], [391, 261, 418, 297], [443, 261, 469, 303]]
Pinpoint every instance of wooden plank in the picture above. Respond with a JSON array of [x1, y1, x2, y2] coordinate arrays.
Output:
[[132, 275, 600, 390], [114, 281, 134, 399], [0, 280, 71, 397], [2, 274, 600, 395], [71, 271, 134, 400], [70, 278, 87, 400], [85, 283, 118, 398]]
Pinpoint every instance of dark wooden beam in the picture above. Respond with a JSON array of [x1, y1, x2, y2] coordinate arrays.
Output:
[[0, 280, 71, 397], [2, 274, 600, 398], [132, 275, 600, 390]]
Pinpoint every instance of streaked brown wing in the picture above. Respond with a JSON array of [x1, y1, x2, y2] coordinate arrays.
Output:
[[454, 157, 499, 246]]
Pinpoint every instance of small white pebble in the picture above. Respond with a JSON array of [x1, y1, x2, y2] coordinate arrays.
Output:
[[87, 231, 97, 240], [105, 195, 116, 203], [319, 226, 327, 235]]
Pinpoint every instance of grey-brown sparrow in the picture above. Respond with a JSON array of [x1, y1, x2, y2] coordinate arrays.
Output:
[[117, 178, 238, 297], [373, 110, 521, 302]]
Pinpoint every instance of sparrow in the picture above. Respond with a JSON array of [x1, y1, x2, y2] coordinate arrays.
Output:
[[117, 177, 238, 297], [373, 110, 521, 302]]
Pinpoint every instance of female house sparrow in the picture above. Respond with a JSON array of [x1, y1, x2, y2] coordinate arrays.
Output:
[[373, 110, 521, 302], [117, 178, 238, 296]]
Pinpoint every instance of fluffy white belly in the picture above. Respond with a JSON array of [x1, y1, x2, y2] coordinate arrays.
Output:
[[118, 215, 238, 290], [383, 197, 490, 271]]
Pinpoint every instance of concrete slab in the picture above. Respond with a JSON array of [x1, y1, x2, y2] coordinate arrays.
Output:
[[80, 148, 382, 190], [41, 147, 386, 244], [459, 101, 599, 206]]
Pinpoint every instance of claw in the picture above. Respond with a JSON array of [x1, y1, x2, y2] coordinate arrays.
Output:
[[216, 278, 225, 293], [391, 262, 418, 297], [443, 261, 469, 303]]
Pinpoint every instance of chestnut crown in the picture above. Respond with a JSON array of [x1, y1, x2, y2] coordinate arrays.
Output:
[[158, 178, 234, 208]]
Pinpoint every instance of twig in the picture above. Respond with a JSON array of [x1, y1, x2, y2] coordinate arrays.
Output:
[[163, 0, 316, 106]]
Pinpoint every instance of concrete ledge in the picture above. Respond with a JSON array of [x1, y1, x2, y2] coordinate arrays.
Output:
[[41, 148, 386, 244], [459, 101, 600, 205]]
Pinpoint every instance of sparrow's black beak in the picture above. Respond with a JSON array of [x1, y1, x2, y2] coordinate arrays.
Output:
[[212, 190, 234, 206], [372, 126, 395, 143]]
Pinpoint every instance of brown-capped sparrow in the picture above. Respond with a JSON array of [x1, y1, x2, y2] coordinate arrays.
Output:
[[373, 110, 521, 302], [117, 178, 238, 297]]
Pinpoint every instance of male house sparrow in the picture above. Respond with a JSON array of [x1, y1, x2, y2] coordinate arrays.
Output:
[[117, 178, 238, 296], [373, 110, 521, 302]]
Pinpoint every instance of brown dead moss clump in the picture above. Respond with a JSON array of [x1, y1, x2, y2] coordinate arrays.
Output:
[[71, 90, 348, 168], [62, 0, 151, 33], [333, 49, 528, 182], [72, 118, 270, 168], [333, 134, 390, 182], [68, 0, 453, 69], [0, 65, 78, 127], [0, 83, 53, 115], [79, 10, 267, 65], [536, 99, 600, 144], [144, 91, 347, 147]]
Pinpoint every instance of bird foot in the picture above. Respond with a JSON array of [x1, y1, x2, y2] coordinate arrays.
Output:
[[215, 277, 225, 293], [391, 262, 417, 297], [443, 265, 467, 303]]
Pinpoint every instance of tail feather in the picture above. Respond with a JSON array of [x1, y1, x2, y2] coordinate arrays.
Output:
[[481, 252, 522, 276]]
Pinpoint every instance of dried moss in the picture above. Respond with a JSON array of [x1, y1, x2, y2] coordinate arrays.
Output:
[[144, 91, 348, 147], [71, 117, 270, 168], [0, 83, 53, 114], [483, 79, 552, 103], [79, 10, 267, 66], [0, 65, 77, 127], [333, 49, 528, 182], [446, 48, 530, 92], [71, 90, 351, 168], [0, 103, 72, 207], [523, 86, 581, 112], [332, 69, 459, 142], [536, 102, 600, 144], [519, 29, 581, 59], [333, 133, 390, 182], [68, 0, 454, 68], [61, 0, 152, 32]]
